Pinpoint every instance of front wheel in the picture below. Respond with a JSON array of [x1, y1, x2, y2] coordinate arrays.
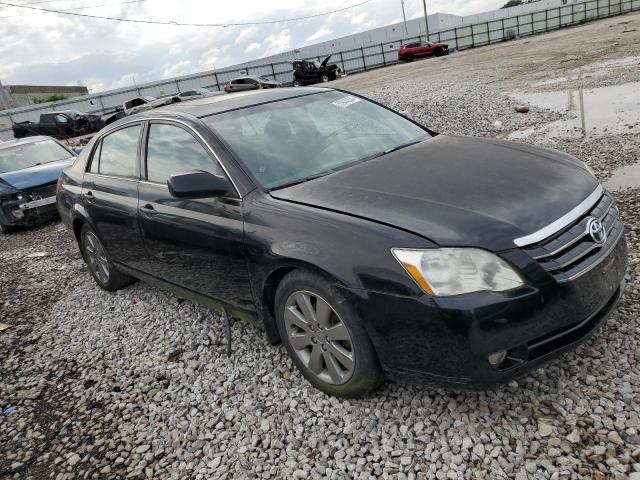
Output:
[[80, 224, 134, 291], [275, 270, 383, 397], [292, 79, 301, 87], [320, 74, 330, 83]]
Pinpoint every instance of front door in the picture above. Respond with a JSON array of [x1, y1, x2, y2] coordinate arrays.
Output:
[[137, 121, 254, 311], [83, 123, 148, 271]]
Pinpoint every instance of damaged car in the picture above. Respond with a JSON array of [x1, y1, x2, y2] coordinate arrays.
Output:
[[0, 136, 77, 233], [58, 88, 627, 397], [292, 56, 343, 87]]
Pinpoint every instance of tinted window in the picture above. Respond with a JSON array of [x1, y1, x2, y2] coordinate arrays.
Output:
[[88, 142, 101, 173], [98, 125, 140, 178], [146, 124, 221, 184]]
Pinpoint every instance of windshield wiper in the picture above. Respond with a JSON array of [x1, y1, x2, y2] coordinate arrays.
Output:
[[269, 170, 334, 191], [379, 140, 423, 157]]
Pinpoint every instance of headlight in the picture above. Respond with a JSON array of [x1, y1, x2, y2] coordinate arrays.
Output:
[[392, 248, 524, 296]]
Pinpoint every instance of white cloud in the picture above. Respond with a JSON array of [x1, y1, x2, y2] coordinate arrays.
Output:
[[263, 30, 292, 54], [350, 12, 367, 25], [236, 26, 258, 44], [306, 28, 333, 42], [245, 42, 262, 53]]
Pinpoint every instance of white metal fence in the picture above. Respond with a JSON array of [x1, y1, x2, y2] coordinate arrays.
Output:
[[1, 0, 638, 141]]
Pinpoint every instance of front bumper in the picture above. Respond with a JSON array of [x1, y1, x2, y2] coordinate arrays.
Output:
[[342, 233, 628, 388], [0, 195, 59, 227]]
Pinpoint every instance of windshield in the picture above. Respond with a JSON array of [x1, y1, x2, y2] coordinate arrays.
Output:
[[0, 140, 72, 174], [204, 91, 429, 189]]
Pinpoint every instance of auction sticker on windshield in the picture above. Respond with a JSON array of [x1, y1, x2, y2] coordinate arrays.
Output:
[[332, 95, 360, 108]]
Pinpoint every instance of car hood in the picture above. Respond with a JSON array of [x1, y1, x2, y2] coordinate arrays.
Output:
[[269, 135, 598, 251], [320, 55, 332, 67], [0, 157, 75, 191]]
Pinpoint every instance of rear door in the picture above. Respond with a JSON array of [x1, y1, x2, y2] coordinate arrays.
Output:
[[137, 121, 254, 310], [83, 123, 148, 271]]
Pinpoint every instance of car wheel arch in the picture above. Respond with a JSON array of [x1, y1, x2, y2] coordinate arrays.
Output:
[[260, 261, 347, 344], [72, 217, 85, 245]]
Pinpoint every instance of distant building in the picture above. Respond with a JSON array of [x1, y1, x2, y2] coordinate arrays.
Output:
[[0, 83, 89, 110]]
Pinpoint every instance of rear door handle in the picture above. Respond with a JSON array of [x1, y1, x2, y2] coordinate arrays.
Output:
[[140, 203, 157, 214]]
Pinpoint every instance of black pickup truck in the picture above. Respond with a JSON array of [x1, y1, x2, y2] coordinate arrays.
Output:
[[12, 111, 105, 140]]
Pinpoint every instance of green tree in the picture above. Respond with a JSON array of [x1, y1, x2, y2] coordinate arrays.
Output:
[[32, 94, 67, 104], [502, 0, 523, 7]]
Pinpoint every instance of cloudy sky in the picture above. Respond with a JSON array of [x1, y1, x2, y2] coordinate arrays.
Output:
[[0, 0, 503, 93]]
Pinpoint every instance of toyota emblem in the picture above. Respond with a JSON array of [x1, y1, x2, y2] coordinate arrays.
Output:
[[586, 217, 607, 245]]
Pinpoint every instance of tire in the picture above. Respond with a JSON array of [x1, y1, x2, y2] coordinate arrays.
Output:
[[80, 224, 134, 291], [0, 223, 18, 234], [434, 48, 444, 57], [292, 80, 301, 87], [320, 74, 330, 83], [275, 270, 384, 397]]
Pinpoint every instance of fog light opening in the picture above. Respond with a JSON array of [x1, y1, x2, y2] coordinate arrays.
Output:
[[11, 209, 24, 219], [487, 350, 507, 368]]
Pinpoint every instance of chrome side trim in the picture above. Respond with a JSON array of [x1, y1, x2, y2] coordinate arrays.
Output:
[[514, 185, 603, 247], [90, 116, 242, 197]]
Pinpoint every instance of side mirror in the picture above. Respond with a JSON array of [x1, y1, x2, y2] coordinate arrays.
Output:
[[167, 170, 233, 199]]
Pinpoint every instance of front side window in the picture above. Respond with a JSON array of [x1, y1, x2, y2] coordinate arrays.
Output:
[[145, 123, 222, 184], [96, 125, 141, 178], [204, 91, 429, 189]]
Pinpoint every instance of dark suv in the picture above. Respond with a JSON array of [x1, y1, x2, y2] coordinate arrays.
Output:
[[292, 56, 343, 87], [58, 87, 627, 397]]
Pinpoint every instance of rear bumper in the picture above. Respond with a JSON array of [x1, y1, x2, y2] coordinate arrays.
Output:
[[341, 233, 628, 388]]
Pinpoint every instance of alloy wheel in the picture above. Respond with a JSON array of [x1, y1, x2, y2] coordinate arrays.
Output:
[[321, 74, 330, 82], [283, 291, 355, 385], [84, 231, 110, 284]]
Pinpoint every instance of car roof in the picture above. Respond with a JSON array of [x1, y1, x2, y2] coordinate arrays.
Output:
[[135, 86, 333, 119], [0, 136, 58, 150]]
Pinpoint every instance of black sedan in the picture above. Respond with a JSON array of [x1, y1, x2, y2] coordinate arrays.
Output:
[[1, 136, 77, 233], [57, 88, 627, 397]]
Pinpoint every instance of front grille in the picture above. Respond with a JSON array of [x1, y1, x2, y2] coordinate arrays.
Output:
[[25, 182, 57, 200], [522, 191, 623, 283]]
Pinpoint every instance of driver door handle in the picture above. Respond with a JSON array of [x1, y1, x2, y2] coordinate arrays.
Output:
[[140, 203, 157, 214]]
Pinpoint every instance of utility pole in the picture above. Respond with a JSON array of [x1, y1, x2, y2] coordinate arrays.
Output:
[[400, 0, 408, 36], [422, 0, 430, 41]]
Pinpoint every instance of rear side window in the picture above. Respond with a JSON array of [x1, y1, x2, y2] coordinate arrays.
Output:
[[94, 125, 140, 178], [145, 123, 222, 184]]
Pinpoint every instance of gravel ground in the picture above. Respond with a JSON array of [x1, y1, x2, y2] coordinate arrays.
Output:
[[2, 16, 640, 480]]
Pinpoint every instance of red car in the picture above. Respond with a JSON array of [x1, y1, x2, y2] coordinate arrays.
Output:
[[398, 41, 449, 62]]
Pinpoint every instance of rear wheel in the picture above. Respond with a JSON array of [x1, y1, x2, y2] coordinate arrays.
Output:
[[275, 270, 383, 397], [80, 224, 134, 291], [434, 48, 445, 57], [292, 79, 301, 87]]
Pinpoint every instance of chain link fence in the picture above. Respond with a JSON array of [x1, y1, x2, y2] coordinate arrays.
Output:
[[1, 0, 638, 141]]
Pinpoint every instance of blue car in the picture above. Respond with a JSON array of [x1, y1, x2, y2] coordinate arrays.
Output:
[[0, 136, 77, 233]]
